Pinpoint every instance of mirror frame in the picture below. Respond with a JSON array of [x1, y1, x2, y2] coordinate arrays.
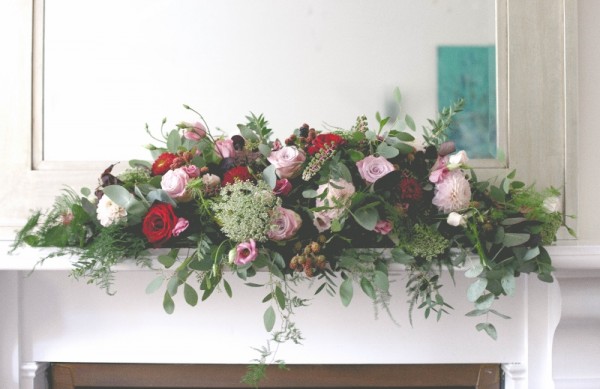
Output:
[[0, 0, 577, 238]]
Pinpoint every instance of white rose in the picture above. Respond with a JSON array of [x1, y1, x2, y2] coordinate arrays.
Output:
[[96, 195, 127, 227], [543, 196, 561, 213], [447, 212, 467, 227], [202, 173, 221, 188]]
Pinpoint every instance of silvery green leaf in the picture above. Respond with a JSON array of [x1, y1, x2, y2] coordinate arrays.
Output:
[[475, 293, 495, 310], [373, 271, 389, 292], [393, 87, 402, 104], [103, 185, 133, 208], [467, 278, 488, 302], [501, 272, 516, 296], [162, 292, 175, 314], [261, 164, 277, 189], [376, 142, 399, 158], [352, 206, 379, 231], [184, 283, 198, 307], [465, 262, 484, 278], [360, 277, 376, 300], [340, 278, 354, 307], [166, 130, 182, 153], [146, 189, 177, 207], [145, 275, 164, 294], [258, 143, 272, 158], [405, 114, 416, 131], [476, 322, 497, 340], [263, 306, 276, 332], [503, 233, 530, 247]]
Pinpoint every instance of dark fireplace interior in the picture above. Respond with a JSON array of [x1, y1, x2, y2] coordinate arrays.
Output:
[[49, 363, 502, 389]]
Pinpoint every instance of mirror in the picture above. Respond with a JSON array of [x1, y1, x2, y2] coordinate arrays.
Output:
[[41, 0, 496, 162]]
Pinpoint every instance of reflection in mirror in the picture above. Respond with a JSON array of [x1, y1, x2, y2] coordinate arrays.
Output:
[[42, 0, 496, 162]]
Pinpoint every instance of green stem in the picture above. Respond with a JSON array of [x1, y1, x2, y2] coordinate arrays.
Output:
[[469, 221, 490, 269]]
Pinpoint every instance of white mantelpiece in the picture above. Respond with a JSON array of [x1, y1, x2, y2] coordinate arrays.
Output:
[[1, 241, 600, 389]]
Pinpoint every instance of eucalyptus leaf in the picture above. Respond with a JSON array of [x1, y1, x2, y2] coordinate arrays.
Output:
[[223, 279, 233, 298], [166, 130, 182, 153], [476, 322, 497, 340], [376, 142, 399, 158], [103, 185, 133, 208], [360, 277, 376, 300], [340, 278, 354, 307], [263, 306, 276, 332], [258, 143, 272, 158], [261, 164, 277, 189], [475, 293, 495, 310], [503, 233, 530, 247], [147, 189, 177, 207], [162, 292, 175, 314], [501, 272, 516, 296], [395, 142, 415, 154], [465, 262, 484, 278], [158, 254, 176, 269], [373, 271, 389, 292], [352, 206, 379, 231], [467, 278, 488, 302], [275, 286, 286, 310], [184, 283, 199, 307], [145, 275, 164, 294], [405, 114, 416, 131]]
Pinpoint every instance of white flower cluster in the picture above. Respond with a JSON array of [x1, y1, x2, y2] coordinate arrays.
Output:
[[96, 195, 127, 227]]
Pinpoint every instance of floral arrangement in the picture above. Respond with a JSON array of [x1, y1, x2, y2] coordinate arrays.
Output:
[[11, 90, 571, 386]]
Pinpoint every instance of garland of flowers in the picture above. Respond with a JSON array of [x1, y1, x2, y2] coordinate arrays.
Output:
[[10, 90, 573, 387]]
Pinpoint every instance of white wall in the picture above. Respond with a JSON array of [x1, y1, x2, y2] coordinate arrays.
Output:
[[576, 0, 600, 241]]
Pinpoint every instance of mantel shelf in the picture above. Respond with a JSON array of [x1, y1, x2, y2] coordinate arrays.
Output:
[[2, 240, 600, 273]]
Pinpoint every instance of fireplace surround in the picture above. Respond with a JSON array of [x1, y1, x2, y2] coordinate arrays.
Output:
[[2, 242, 600, 389]]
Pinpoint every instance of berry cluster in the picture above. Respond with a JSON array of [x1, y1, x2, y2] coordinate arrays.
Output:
[[288, 240, 328, 277]]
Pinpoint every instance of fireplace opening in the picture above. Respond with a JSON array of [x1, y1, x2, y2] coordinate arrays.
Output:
[[49, 363, 502, 389]]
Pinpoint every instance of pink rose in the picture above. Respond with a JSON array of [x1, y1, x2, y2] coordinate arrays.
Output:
[[161, 168, 190, 200], [182, 165, 200, 178], [267, 146, 306, 179], [432, 170, 472, 213], [356, 155, 395, 184], [172, 217, 189, 237], [268, 207, 302, 241], [182, 121, 207, 141], [235, 239, 258, 265], [273, 179, 292, 196], [215, 138, 235, 158], [374, 219, 393, 235]]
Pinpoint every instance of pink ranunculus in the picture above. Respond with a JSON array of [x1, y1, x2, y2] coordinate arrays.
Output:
[[161, 168, 191, 200], [268, 207, 303, 241], [182, 165, 200, 178], [312, 178, 355, 232], [202, 173, 221, 188], [429, 155, 450, 183], [172, 217, 189, 237], [267, 146, 306, 179], [374, 219, 393, 235], [273, 179, 292, 196], [356, 155, 395, 184], [235, 239, 258, 265], [182, 121, 207, 141], [313, 210, 335, 233], [215, 138, 235, 158], [432, 170, 472, 214]]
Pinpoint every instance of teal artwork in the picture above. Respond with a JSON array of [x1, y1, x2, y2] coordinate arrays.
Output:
[[438, 46, 496, 159]]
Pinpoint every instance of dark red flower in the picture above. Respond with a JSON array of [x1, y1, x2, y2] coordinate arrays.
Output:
[[142, 202, 178, 246], [399, 177, 423, 201], [307, 133, 345, 155], [151, 152, 177, 176], [273, 179, 292, 196], [222, 166, 253, 186]]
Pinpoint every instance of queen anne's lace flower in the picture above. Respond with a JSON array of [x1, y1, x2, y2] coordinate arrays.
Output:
[[432, 170, 471, 213], [96, 195, 127, 227]]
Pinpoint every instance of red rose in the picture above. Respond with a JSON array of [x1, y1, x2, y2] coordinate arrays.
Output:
[[307, 133, 345, 155], [222, 166, 253, 186], [142, 202, 178, 246], [151, 152, 177, 176]]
